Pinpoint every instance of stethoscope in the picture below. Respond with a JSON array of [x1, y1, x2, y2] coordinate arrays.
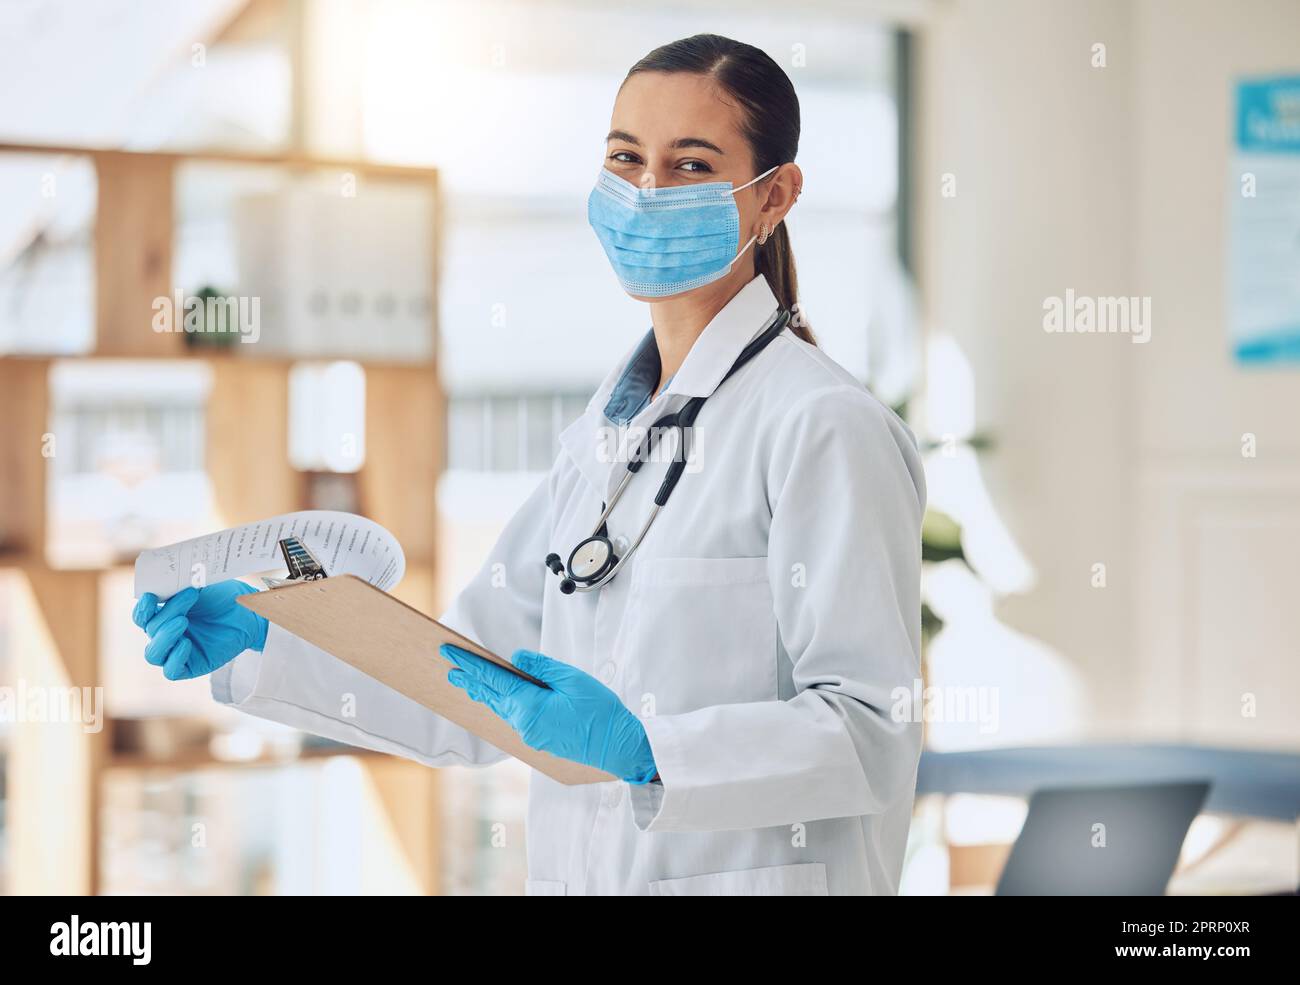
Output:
[[544, 306, 792, 595]]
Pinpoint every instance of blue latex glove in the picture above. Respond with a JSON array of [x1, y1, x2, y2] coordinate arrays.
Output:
[[441, 645, 657, 785], [133, 581, 269, 681]]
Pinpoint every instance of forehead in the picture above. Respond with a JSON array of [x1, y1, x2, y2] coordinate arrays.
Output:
[[611, 71, 747, 148]]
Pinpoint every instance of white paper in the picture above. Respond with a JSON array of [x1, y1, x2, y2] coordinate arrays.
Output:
[[134, 511, 404, 599]]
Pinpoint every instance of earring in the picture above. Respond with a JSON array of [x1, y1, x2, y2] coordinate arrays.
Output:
[[757, 222, 771, 246]]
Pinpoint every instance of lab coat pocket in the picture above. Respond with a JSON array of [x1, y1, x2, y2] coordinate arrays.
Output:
[[649, 862, 828, 896], [620, 555, 777, 717], [524, 879, 566, 896]]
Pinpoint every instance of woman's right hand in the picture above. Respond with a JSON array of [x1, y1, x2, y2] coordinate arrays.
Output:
[[133, 581, 269, 681]]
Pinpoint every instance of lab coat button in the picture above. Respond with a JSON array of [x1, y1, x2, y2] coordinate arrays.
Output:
[[613, 535, 629, 554], [599, 661, 617, 684]]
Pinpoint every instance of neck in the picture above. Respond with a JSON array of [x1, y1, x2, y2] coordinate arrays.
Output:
[[649, 267, 757, 394]]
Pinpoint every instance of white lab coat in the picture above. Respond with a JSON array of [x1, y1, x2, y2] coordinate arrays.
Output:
[[212, 274, 927, 895]]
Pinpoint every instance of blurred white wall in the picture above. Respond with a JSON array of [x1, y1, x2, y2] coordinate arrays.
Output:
[[917, 0, 1300, 747], [1129, 0, 1300, 747]]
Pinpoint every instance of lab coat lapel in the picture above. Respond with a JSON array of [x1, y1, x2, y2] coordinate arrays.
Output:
[[558, 275, 781, 501], [557, 402, 620, 502], [663, 275, 782, 399], [558, 328, 647, 501]]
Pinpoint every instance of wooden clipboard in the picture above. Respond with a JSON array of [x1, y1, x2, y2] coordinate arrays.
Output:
[[238, 574, 613, 785]]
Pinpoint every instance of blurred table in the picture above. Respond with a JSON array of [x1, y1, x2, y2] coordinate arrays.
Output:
[[917, 743, 1300, 821]]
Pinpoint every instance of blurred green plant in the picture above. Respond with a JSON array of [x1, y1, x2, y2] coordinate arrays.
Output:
[[182, 285, 240, 350], [920, 507, 962, 645]]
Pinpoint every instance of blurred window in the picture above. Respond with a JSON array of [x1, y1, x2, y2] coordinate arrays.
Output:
[[0, 0, 291, 153], [360, 1, 911, 470], [448, 393, 590, 472], [0, 154, 96, 355], [46, 361, 215, 568], [288, 362, 367, 473]]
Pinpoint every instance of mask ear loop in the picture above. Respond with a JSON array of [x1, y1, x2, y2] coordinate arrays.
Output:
[[728, 165, 785, 266], [731, 163, 782, 195], [729, 163, 784, 263]]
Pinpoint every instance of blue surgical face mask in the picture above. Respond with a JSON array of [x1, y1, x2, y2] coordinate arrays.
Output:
[[587, 164, 781, 298]]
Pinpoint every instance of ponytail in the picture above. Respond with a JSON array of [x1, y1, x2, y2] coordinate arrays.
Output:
[[756, 221, 814, 344]]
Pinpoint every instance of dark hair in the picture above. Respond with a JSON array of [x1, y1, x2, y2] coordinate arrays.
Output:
[[624, 34, 814, 345]]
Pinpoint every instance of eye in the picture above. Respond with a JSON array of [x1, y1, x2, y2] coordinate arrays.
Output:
[[608, 150, 641, 165], [679, 160, 713, 174]]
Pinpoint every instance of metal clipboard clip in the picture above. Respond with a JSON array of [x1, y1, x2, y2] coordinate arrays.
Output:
[[261, 536, 329, 589]]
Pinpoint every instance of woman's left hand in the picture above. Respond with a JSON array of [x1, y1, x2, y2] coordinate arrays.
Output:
[[440, 645, 658, 785]]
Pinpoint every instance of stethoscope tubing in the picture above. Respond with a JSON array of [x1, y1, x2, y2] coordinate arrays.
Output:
[[551, 306, 792, 594]]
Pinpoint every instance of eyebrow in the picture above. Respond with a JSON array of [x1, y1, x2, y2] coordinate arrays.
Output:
[[605, 130, 726, 155]]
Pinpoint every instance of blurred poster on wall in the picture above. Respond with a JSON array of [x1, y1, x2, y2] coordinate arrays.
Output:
[[1230, 76, 1300, 364]]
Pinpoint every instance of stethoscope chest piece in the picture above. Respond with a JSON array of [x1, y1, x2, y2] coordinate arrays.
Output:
[[546, 536, 619, 594], [568, 536, 616, 582]]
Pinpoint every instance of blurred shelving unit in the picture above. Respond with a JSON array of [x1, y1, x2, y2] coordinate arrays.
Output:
[[0, 141, 445, 894]]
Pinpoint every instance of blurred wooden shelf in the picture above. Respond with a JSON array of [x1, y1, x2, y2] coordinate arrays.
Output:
[[0, 140, 444, 182], [0, 543, 439, 574], [0, 554, 132, 573], [0, 351, 438, 371], [105, 743, 394, 774], [1, 138, 446, 894]]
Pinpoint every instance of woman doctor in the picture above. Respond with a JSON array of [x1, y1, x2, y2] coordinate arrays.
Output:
[[134, 34, 926, 896]]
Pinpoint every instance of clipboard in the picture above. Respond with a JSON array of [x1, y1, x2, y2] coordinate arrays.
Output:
[[238, 574, 614, 785]]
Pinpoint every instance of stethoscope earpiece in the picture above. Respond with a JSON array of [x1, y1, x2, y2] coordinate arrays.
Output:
[[547, 552, 577, 593]]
